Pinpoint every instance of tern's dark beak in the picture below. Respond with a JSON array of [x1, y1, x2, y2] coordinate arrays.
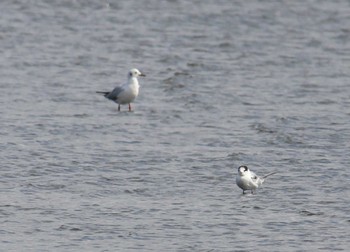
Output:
[[140, 73, 146, 77]]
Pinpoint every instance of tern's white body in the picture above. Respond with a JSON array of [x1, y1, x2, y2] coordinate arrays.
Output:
[[97, 68, 145, 111], [236, 165, 276, 194]]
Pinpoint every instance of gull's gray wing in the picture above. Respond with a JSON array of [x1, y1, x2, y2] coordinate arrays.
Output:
[[105, 86, 125, 101]]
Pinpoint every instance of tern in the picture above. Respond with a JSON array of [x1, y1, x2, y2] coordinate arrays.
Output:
[[236, 165, 276, 194]]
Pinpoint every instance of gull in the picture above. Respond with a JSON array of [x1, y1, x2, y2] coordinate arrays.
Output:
[[96, 68, 145, 111], [236, 165, 277, 194]]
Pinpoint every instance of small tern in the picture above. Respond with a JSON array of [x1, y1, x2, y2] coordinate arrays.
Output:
[[96, 68, 145, 111], [236, 165, 276, 194]]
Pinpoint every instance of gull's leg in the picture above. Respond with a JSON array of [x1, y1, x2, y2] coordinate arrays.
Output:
[[128, 103, 132, 111], [118, 104, 121, 111]]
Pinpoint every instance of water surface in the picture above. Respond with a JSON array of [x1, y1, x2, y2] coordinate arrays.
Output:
[[1, 0, 350, 251]]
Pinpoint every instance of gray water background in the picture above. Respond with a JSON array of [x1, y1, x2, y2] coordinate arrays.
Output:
[[1, 0, 350, 251]]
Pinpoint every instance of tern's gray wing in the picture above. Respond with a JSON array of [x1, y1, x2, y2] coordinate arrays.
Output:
[[105, 86, 124, 101], [250, 172, 262, 187], [250, 171, 258, 181]]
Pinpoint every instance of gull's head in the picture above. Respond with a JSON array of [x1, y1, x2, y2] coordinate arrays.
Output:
[[128, 68, 146, 78], [238, 165, 249, 176]]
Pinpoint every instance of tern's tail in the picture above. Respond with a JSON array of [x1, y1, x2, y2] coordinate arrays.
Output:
[[262, 172, 277, 179]]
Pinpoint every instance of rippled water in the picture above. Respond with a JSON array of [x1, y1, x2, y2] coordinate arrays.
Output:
[[1, 0, 350, 251]]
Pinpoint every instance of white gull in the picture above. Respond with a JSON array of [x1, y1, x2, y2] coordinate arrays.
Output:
[[97, 68, 145, 111]]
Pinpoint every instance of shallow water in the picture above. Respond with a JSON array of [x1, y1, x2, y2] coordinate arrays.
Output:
[[1, 0, 350, 251]]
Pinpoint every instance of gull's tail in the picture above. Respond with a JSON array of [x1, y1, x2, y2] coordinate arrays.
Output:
[[96, 91, 110, 96], [262, 172, 277, 179]]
